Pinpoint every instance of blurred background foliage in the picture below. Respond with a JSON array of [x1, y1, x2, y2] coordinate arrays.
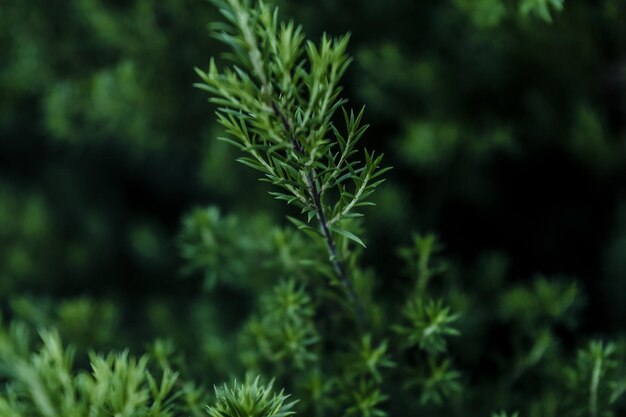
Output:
[[0, 0, 625, 415]]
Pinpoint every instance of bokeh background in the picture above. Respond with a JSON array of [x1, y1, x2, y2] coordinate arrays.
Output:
[[0, 0, 624, 404]]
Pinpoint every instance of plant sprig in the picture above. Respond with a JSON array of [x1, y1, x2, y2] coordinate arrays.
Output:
[[195, 0, 389, 326]]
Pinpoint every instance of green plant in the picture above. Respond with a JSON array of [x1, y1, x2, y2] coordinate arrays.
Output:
[[193, 1, 462, 415], [190, 1, 625, 416], [206, 376, 296, 417], [0, 327, 189, 417], [195, 0, 391, 327], [519, 0, 564, 22], [1, 1, 625, 417]]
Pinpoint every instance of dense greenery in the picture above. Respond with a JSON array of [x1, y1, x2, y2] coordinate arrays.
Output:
[[1, 0, 625, 416]]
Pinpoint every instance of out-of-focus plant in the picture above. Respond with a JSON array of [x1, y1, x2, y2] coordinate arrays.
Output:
[[0, 327, 195, 417], [178, 206, 319, 291]]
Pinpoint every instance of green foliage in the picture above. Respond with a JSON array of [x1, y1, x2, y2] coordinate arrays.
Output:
[[453, 0, 565, 27], [396, 299, 460, 354], [195, 0, 390, 321], [396, 120, 515, 171], [0, 184, 55, 294], [394, 234, 462, 405], [206, 376, 297, 417], [564, 341, 625, 417], [343, 379, 387, 417], [500, 277, 582, 328], [519, 0, 564, 23], [178, 206, 321, 291], [244, 280, 319, 369], [349, 335, 395, 383], [178, 206, 265, 290], [194, 2, 465, 415], [0, 328, 185, 417], [9, 297, 121, 352], [1, 0, 625, 417], [453, 0, 508, 28]]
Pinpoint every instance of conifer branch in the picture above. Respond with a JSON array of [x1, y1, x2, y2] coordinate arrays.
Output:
[[195, 0, 385, 327], [271, 98, 367, 327]]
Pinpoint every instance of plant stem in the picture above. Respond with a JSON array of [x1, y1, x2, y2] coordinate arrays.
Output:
[[305, 171, 367, 328], [271, 101, 367, 328]]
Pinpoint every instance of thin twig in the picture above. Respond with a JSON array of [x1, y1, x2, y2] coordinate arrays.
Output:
[[271, 100, 367, 328]]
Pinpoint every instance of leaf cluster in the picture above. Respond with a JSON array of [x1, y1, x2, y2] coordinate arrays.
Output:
[[394, 234, 462, 405], [243, 279, 320, 369], [0, 328, 184, 417], [178, 206, 321, 291], [563, 341, 626, 417], [195, 0, 389, 250], [207, 375, 297, 417]]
